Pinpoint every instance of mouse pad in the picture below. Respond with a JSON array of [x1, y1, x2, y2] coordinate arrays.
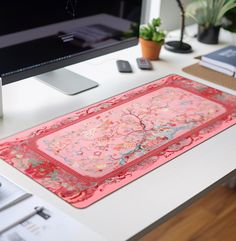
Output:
[[0, 74, 236, 208]]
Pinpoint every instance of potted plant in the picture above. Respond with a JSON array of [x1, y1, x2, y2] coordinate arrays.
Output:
[[139, 18, 166, 60], [186, 0, 236, 44]]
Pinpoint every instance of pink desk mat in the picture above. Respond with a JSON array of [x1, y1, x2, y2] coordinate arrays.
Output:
[[0, 75, 236, 208]]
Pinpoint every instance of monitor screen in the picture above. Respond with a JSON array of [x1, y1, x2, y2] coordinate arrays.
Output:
[[0, 0, 143, 85]]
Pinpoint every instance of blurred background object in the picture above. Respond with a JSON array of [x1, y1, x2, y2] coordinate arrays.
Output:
[[223, 3, 236, 32], [186, 0, 236, 44], [164, 0, 192, 53]]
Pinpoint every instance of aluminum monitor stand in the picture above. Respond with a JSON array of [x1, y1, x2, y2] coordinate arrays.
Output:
[[0, 77, 3, 118], [37, 68, 99, 95], [0, 69, 98, 117]]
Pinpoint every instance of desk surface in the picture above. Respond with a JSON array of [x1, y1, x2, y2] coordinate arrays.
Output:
[[0, 26, 236, 241]]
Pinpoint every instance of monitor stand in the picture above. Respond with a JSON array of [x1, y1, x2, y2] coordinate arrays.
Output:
[[37, 68, 99, 95], [0, 77, 3, 118]]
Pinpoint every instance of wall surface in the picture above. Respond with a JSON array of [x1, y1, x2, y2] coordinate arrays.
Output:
[[144, 0, 194, 30], [159, 0, 194, 30], [142, 0, 161, 23]]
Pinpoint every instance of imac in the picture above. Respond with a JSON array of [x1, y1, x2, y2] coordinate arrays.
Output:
[[0, 0, 143, 117]]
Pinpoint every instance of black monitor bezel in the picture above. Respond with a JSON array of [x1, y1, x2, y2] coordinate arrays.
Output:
[[2, 37, 138, 85], [1, 0, 144, 85]]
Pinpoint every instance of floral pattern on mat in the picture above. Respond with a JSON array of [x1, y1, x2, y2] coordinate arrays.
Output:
[[0, 75, 236, 208], [34, 87, 226, 180]]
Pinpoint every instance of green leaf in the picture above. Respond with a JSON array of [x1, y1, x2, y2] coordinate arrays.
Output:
[[152, 18, 161, 27], [139, 18, 166, 43], [186, 0, 236, 26]]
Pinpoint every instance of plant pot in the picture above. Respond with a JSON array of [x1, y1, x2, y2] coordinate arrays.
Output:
[[197, 25, 221, 44], [139, 38, 162, 60]]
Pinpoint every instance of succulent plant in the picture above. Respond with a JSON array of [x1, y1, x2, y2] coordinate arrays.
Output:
[[139, 18, 166, 45]]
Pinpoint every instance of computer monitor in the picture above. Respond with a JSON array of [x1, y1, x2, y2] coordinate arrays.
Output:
[[0, 0, 143, 96]]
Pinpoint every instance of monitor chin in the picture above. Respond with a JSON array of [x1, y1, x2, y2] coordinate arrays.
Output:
[[37, 69, 98, 95]]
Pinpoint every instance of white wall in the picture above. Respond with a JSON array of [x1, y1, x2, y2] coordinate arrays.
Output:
[[143, 0, 193, 30], [142, 0, 161, 23]]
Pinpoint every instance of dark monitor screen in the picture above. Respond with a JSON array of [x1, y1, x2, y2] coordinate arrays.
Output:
[[0, 0, 143, 85]]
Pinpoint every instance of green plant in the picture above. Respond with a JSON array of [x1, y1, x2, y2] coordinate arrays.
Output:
[[186, 0, 236, 27], [139, 18, 166, 45], [223, 5, 236, 32], [123, 23, 140, 39]]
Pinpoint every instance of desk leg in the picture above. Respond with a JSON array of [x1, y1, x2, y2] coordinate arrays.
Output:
[[0, 78, 3, 118]]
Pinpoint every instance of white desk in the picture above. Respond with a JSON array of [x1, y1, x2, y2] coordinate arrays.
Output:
[[0, 27, 236, 241]]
